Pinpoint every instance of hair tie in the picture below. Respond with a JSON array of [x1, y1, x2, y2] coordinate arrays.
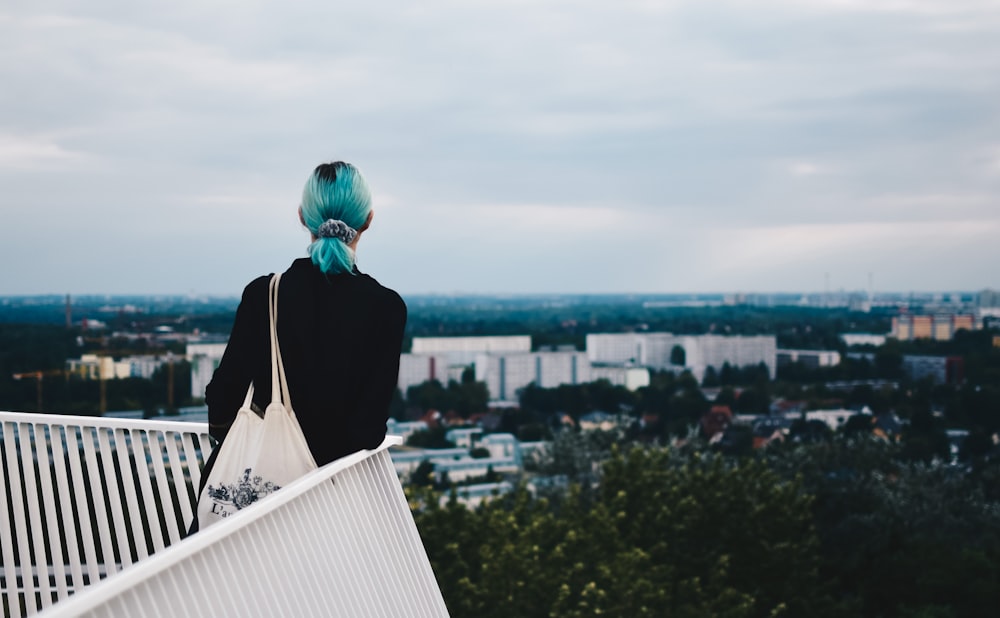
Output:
[[316, 218, 358, 244]]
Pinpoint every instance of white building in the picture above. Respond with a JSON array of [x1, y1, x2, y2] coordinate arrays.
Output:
[[434, 433, 521, 482], [445, 427, 483, 449], [786, 409, 857, 431], [585, 332, 680, 367], [589, 366, 651, 391], [187, 343, 227, 399], [902, 355, 958, 384], [390, 447, 469, 477], [125, 355, 168, 379], [777, 349, 841, 369], [402, 336, 536, 397], [585, 333, 777, 383], [688, 335, 777, 382], [386, 419, 429, 442], [398, 353, 464, 393], [840, 333, 887, 347], [67, 354, 122, 380], [478, 433, 521, 464], [411, 336, 531, 365], [448, 482, 515, 508], [475, 350, 590, 402], [434, 456, 521, 483], [977, 307, 1000, 320], [389, 433, 522, 483], [67, 354, 174, 381]]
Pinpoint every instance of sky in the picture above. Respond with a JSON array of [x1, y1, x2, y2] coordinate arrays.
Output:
[[2, 0, 999, 296]]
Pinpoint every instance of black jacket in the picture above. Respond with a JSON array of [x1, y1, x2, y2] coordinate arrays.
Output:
[[206, 258, 407, 466]]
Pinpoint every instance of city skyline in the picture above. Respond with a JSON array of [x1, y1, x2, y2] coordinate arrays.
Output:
[[2, 1, 999, 296]]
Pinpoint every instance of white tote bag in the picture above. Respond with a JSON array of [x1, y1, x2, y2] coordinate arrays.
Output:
[[196, 273, 318, 529]]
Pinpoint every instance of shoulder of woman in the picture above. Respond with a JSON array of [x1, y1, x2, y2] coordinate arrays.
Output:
[[240, 274, 273, 301], [385, 287, 407, 318], [357, 274, 407, 315]]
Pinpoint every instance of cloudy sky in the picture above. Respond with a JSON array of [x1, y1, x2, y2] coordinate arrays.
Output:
[[2, 0, 998, 296]]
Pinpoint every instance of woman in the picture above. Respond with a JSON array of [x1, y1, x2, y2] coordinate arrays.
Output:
[[205, 161, 407, 466]]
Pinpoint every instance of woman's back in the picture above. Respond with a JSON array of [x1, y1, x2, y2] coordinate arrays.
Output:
[[207, 259, 406, 466], [206, 162, 406, 467]]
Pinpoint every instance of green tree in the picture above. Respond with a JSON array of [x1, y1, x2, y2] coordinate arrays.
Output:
[[409, 460, 436, 487], [767, 438, 1000, 618], [406, 427, 455, 449], [900, 409, 950, 463], [874, 340, 903, 379], [735, 386, 768, 414], [415, 445, 838, 618], [670, 344, 686, 366], [714, 386, 737, 408], [599, 447, 833, 617], [527, 428, 618, 484]]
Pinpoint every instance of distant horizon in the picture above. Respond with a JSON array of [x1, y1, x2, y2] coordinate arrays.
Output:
[[1, 288, 996, 301]]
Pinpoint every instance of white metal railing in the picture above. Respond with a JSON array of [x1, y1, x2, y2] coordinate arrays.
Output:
[[1, 411, 212, 616], [1, 411, 449, 617], [36, 437, 450, 618]]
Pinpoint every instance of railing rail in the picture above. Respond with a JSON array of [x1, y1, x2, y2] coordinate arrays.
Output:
[[1, 411, 212, 617], [36, 437, 449, 618], [2, 411, 448, 617]]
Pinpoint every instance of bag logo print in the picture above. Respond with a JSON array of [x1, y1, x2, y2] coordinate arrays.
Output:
[[206, 468, 280, 512]]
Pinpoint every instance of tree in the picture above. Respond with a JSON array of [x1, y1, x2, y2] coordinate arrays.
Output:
[[388, 388, 406, 420], [719, 362, 737, 385], [735, 387, 768, 414], [516, 421, 551, 441], [409, 460, 436, 487], [518, 379, 636, 424], [670, 344, 686, 366], [450, 370, 490, 418], [666, 379, 709, 436], [714, 386, 737, 408], [900, 409, 950, 463], [959, 428, 995, 464], [788, 419, 833, 444], [600, 447, 834, 617], [414, 446, 837, 618], [406, 427, 455, 449], [527, 428, 618, 485], [874, 340, 903, 379], [767, 438, 1000, 618], [842, 413, 875, 436]]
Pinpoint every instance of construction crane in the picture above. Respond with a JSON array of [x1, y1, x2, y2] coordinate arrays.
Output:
[[12, 369, 66, 413], [14, 352, 181, 416]]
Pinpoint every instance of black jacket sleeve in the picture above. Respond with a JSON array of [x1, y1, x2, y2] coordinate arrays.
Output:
[[350, 291, 407, 450], [205, 275, 269, 443]]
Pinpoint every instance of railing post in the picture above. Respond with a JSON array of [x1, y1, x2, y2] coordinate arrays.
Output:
[[35, 437, 450, 618]]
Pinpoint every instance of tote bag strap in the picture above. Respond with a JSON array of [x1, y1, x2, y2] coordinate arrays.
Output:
[[241, 383, 254, 410], [268, 273, 294, 410]]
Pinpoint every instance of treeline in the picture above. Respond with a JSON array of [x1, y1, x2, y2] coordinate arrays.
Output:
[[404, 371, 999, 455], [5, 297, 893, 352], [413, 436, 1000, 618], [778, 329, 1000, 384], [399, 328, 1000, 445], [0, 324, 192, 415], [0, 366, 193, 416], [0, 296, 240, 327]]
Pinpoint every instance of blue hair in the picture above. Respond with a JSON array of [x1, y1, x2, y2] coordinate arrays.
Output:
[[299, 162, 372, 275]]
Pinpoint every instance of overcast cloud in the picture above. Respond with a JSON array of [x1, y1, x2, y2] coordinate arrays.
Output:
[[2, 0, 998, 295]]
